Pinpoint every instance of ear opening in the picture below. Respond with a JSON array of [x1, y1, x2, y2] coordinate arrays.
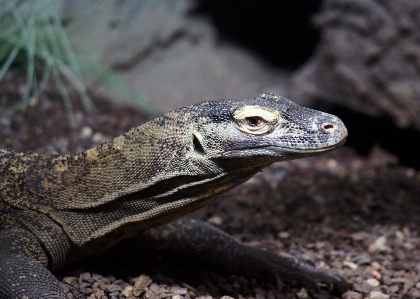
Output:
[[193, 134, 205, 155]]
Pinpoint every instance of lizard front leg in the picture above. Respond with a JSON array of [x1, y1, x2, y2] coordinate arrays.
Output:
[[0, 227, 67, 299], [142, 218, 347, 293]]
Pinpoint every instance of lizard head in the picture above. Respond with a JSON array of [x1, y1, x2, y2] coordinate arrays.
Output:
[[188, 93, 348, 165]]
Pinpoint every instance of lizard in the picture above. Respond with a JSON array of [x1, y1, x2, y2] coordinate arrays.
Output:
[[0, 93, 348, 299]]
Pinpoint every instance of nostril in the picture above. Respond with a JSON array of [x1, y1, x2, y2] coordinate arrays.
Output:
[[323, 123, 335, 133]]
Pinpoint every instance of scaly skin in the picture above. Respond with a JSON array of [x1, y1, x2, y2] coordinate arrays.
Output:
[[0, 94, 348, 298]]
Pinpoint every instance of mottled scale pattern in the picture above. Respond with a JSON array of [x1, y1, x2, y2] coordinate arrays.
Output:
[[0, 94, 347, 298]]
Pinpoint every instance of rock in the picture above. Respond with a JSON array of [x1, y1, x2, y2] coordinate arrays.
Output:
[[296, 288, 309, 299], [207, 215, 223, 226], [366, 278, 380, 287], [406, 288, 420, 298], [368, 236, 389, 253], [387, 285, 399, 293], [107, 284, 123, 293], [369, 291, 389, 299], [341, 291, 362, 299], [170, 285, 188, 295], [372, 270, 382, 279], [371, 261, 382, 270], [80, 126, 92, 138], [56, 0, 293, 112], [63, 276, 78, 286], [278, 231, 290, 239], [92, 132, 108, 144], [343, 261, 358, 270], [60, 0, 195, 67], [394, 230, 404, 246], [295, 0, 420, 130], [122, 286, 133, 298], [352, 254, 371, 265]]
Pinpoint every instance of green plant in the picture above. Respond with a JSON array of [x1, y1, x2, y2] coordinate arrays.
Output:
[[0, 0, 155, 125], [0, 0, 92, 125]]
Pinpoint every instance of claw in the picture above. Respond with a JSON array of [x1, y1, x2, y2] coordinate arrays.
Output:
[[273, 261, 346, 294], [305, 279, 322, 293], [275, 273, 284, 292]]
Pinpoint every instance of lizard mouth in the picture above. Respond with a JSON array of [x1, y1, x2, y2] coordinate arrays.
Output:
[[266, 138, 347, 157], [219, 137, 347, 159], [280, 137, 347, 152]]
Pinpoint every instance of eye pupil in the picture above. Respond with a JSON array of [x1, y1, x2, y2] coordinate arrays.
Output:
[[246, 117, 262, 126]]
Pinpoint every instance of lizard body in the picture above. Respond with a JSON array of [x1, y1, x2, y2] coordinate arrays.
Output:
[[0, 94, 348, 298]]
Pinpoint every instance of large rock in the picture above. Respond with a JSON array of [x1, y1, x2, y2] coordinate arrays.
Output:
[[61, 0, 195, 67], [58, 0, 292, 113], [294, 0, 420, 129]]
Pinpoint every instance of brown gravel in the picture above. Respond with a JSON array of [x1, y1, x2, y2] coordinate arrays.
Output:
[[1, 73, 419, 299]]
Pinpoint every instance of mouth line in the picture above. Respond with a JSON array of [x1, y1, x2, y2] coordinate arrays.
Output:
[[249, 137, 347, 152], [221, 138, 347, 157], [279, 137, 347, 151]]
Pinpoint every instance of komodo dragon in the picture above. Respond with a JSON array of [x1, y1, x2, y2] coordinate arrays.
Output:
[[0, 93, 348, 298]]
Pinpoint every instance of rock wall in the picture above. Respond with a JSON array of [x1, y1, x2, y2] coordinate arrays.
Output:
[[295, 0, 420, 129], [59, 0, 420, 131], [58, 0, 292, 113]]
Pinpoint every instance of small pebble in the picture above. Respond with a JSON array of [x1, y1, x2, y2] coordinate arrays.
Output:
[[341, 291, 362, 299], [371, 261, 382, 270], [170, 286, 188, 295], [207, 215, 223, 226], [372, 269, 381, 279], [390, 277, 406, 284], [403, 279, 416, 294], [343, 261, 358, 270], [405, 168, 415, 177], [296, 288, 309, 299], [80, 126, 93, 138], [278, 231, 290, 239], [369, 291, 389, 299], [92, 132, 108, 144], [368, 236, 388, 253], [62, 277, 78, 286], [122, 286, 133, 297], [327, 159, 338, 169], [394, 230, 404, 246], [150, 283, 160, 292], [407, 289, 420, 298], [107, 284, 123, 293], [366, 278, 380, 287], [387, 285, 399, 293], [352, 254, 371, 265], [98, 280, 108, 290]]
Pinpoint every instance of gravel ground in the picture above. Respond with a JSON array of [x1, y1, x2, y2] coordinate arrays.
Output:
[[1, 74, 419, 299]]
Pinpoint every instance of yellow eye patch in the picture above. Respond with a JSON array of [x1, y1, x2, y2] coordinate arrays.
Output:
[[233, 106, 281, 135]]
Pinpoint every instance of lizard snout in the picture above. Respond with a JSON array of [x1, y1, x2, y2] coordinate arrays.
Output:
[[320, 118, 348, 142]]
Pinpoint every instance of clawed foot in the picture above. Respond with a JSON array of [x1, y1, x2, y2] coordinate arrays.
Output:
[[268, 254, 349, 293]]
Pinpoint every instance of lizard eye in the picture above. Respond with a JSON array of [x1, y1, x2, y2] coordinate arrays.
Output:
[[246, 116, 263, 127], [234, 106, 280, 135]]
